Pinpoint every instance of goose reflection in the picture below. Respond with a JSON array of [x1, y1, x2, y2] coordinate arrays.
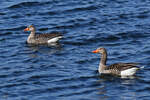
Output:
[[96, 74, 140, 100], [25, 43, 63, 58]]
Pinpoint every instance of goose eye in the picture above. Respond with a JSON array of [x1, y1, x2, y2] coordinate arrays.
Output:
[[99, 48, 102, 50]]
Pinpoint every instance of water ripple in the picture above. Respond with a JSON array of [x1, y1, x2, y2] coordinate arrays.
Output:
[[8, 2, 40, 9], [0, 0, 150, 100]]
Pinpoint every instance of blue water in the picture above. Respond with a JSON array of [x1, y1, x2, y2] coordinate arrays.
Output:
[[0, 0, 150, 100]]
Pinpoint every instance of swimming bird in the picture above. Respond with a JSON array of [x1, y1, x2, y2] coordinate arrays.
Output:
[[92, 47, 143, 76], [24, 25, 62, 44]]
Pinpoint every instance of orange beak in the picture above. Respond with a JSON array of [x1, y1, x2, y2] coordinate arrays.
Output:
[[92, 49, 99, 53], [24, 27, 29, 31]]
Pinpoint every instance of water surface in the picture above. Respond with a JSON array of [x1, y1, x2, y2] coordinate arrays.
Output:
[[0, 0, 150, 100]]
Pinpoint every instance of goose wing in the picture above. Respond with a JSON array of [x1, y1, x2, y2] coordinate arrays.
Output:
[[36, 32, 62, 39], [106, 63, 139, 71], [35, 32, 62, 43]]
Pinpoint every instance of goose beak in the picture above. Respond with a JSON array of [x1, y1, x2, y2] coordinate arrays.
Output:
[[92, 49, 99, 53], [24, 28, 29, 31]]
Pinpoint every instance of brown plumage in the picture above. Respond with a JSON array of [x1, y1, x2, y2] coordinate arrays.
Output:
[[92, 47, 141, 76], [24, 25, 62, 44], [106, 63, 138, 71]]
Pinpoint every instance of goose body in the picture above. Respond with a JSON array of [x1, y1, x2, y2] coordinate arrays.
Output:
[[92, 47, 142, 76], [24, 25, 62, 44]]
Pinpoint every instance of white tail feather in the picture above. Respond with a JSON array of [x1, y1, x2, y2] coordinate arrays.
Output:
[[121, 67, 139, 76], [140, 66, 144, 69], [121, 66, 144, 76], [47, 36, 62, 43]]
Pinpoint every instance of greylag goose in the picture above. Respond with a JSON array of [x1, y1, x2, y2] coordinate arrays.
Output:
[[24, 25, 62, 44], [92, 47, 143, 76]]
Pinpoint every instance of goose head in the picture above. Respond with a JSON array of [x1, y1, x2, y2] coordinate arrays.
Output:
[[92, 47, 106, 54], [24, 25, 35, 32]]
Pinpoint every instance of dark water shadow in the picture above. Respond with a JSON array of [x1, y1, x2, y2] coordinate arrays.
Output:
[[25, 43, 63, 57], [93, 73, 142, 100], [95, 73, 143, 92], [98, 73, 141, 82]]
